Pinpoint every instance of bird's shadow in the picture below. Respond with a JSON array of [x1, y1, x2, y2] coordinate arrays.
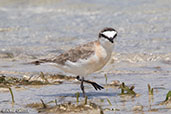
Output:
[[37, 91, 118, 98]]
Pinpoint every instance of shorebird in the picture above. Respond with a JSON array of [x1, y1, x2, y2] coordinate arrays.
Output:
[[33, 27, 117, 96]]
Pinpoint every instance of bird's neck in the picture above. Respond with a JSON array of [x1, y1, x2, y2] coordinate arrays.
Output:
[[98, 39, 114, 54]]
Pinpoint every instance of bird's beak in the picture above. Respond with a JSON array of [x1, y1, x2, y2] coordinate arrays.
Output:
[[108, 38, 114, 43], [109, 33, 117, 43]]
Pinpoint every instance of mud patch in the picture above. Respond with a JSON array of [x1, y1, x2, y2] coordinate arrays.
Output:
[[26, 99, 104, 114], [0, 72, 76, 92]]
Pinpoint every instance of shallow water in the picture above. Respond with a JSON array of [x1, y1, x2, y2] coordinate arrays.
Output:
[[0, 0, 171, 113]]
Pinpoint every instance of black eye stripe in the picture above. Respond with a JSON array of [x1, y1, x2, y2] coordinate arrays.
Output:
[[101, 34, 108, 39], [100, 34, 114, 43], [114, 34, 117, 38]]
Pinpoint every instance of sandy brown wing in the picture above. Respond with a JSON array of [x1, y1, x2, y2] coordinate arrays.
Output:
[[51, 41, 96, 65]]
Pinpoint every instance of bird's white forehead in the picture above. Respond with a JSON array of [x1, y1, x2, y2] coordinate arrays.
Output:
[[102, 31, 117, 38]]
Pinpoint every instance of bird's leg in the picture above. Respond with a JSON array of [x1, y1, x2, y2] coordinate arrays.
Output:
[[80, 77, 85, 97], [76, 76, 104, 91]]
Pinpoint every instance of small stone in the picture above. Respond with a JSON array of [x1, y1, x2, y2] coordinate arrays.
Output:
[[110, 80, 120, 86], [132, 105, 143, 111]]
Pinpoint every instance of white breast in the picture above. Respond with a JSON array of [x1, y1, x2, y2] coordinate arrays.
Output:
[[59, 41, 113, 76]]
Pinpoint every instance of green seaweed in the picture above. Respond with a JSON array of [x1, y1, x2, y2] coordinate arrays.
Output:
[[165, 91, 171, 102], [40, 72, 49, 83], [55, 99, 58, 106], [119, 82, 136, 96], [9, 87, 15, 104], [26, 99, 103, 113], [40, 99, 47, 108], [6, 52, 14, 58], [104, 74, 108, 85], [0, 72, 64, 88], [106, 98, 112, 106], [75, 92, 80, 104], [0, 75, 6, 83], [148, 84, 154, 95], [84, 96, 88, 105]]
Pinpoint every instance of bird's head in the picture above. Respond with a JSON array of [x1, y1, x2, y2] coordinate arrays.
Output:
[[98, 27, 117, 43]]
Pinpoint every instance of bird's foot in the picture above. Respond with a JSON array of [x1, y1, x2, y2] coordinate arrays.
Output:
[[76, 76, 104, 91], [88, 81, 104, 90]]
